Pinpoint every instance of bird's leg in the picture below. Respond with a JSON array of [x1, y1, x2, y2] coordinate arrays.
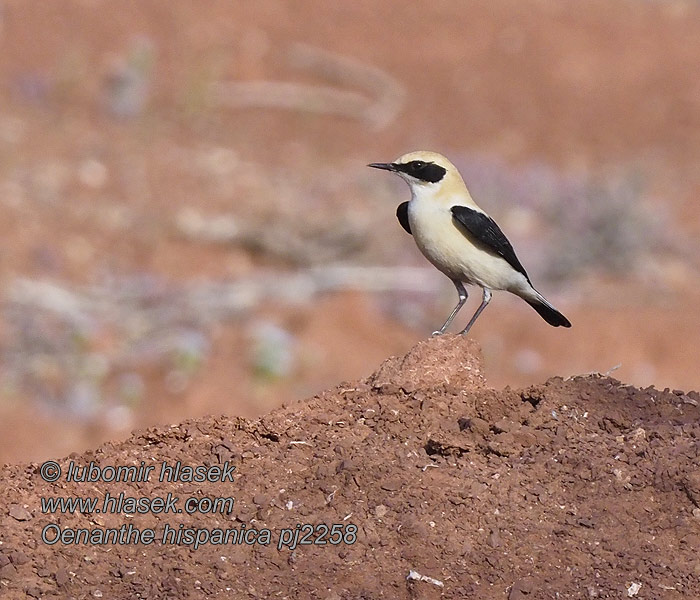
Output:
[[459, 288, 492, 335], [432, 279, 468, 336]]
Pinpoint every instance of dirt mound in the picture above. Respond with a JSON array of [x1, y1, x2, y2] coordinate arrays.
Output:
[[1, 336, 699, 599]]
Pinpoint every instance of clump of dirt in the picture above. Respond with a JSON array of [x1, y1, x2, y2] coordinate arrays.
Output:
[[1, 336, 699, 599]]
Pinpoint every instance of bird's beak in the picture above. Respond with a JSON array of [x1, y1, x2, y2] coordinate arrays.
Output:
[[367, 162, 397, 172]]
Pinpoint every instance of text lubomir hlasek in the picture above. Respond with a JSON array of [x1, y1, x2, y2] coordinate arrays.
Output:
[[64, 460, 236, 483]]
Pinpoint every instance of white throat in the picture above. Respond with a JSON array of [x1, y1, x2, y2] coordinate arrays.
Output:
[[406, 181, 440, 204]]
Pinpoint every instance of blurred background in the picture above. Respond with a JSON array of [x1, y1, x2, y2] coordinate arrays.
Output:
[[0, 0, 698, 464]]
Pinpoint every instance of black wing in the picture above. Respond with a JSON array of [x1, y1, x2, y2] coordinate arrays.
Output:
[[396, 201, 411, 235], [451, 205, 530, 282]]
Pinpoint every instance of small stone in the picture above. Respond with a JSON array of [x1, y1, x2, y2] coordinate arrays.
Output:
[[380, 480, 401, 492], [487, 529, 501, 548], [336, 459, 356, 472], [55, 568, 69, 586], [492, 419, 515, 434], [510, 577, 535, 598], [374, 504, 388, 518], [466, 417, 490, 435], [8, 505, 32, 521], [512, 431, 537, 448], [0, 563, 17, 580], [9, 550, 29, 565], [627, 428, 646, 442], [683, 471, 700, 506]]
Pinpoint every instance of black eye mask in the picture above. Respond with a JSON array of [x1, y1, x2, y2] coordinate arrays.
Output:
[[395, 160, 446, 183]]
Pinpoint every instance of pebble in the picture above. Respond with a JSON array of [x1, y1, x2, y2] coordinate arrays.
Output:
[[380, 480, 401, 491], [8, 505, 32, 521], [9, 550, 29, 565], [487, 529, 501, 548], [55, 568, 69, 586], [0, 563, 18, 579]]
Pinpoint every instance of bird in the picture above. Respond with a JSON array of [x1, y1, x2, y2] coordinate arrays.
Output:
[[368, 150, 571, 335]]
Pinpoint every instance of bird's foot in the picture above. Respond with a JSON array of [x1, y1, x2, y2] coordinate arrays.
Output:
[[431, 330, 445, 337]]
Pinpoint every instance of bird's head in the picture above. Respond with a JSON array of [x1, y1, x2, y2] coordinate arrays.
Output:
[[368, 151, 467, 200]]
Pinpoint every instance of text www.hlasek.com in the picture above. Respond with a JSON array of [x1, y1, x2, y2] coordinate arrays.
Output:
[[41, 492, 234, 515]]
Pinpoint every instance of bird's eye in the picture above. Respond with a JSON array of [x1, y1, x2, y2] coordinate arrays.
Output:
[[412, 161, 425, 169]]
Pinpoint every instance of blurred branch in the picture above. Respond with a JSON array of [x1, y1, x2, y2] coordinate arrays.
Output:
[[213, 81, 374, 122], [288, 43, 405, 129], [174, 208, 368, 265], [212, 43, 404, 129]]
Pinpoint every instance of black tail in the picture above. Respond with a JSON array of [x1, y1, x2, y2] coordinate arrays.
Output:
[[526, 298, 571, 328]]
